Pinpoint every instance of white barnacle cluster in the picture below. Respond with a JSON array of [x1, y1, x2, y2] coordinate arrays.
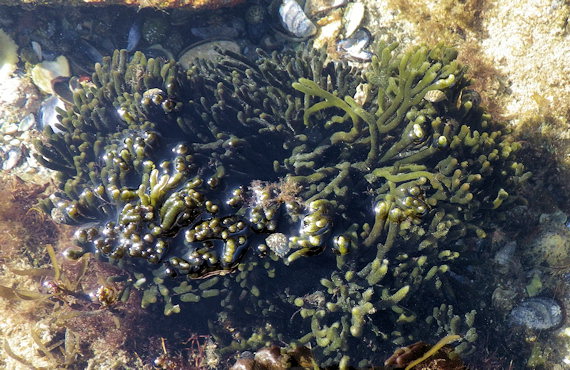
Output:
[[265, 232, 290, 258], [249, 180, 273, 208]]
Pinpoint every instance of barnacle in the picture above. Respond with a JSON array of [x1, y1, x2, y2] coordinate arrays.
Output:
[[35, 42, 528, 364]]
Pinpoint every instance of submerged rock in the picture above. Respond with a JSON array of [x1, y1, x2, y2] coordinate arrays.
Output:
[[509, 297, 563, 330]]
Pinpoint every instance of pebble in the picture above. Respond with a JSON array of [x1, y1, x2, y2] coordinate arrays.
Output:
[[3, 123, 18, 135], [30, 55, 70, 94], [313, 9, 343, 49], [509, 297, 563, 330], [492, 286, 518, 312], [18, 113, 36, 131], [2, 147, 22, 170]]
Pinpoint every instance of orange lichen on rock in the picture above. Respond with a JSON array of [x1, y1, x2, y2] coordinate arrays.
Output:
[[0, 0, 245, 9]]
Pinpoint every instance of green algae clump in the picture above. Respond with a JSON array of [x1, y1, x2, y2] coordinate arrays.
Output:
[[35, 43, 528, 364]]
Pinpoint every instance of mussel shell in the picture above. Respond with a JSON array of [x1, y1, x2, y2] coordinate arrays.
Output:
[[279, 0, 317, 38], [18, 114, 37, 131], [337, 27, 371, 50], [51, 76, 74, 104], [343, 1, 365, 38], [337, 27, 373, 62]]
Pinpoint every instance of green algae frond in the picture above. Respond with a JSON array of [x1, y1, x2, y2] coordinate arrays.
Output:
[[34, 42, 528, 364]]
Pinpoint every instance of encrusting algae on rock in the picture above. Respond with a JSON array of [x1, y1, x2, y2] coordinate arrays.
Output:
[[0, 0, 245, 10], [34, 40, 529, 364]]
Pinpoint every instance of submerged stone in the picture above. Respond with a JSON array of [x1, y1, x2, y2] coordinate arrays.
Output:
[[509, 297, 563, 330]]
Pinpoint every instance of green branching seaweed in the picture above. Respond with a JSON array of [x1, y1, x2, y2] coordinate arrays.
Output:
[[34, 42, 528, 364]]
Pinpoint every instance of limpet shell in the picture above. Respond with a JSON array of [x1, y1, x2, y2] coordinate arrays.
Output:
[[18, 113, 36, 131]]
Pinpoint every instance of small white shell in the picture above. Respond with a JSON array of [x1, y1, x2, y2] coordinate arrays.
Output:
[[31, 41, 43, 61], [424, 89, 447, 103], [279, 0, 317, 38], [353, 83, 371, 106]]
